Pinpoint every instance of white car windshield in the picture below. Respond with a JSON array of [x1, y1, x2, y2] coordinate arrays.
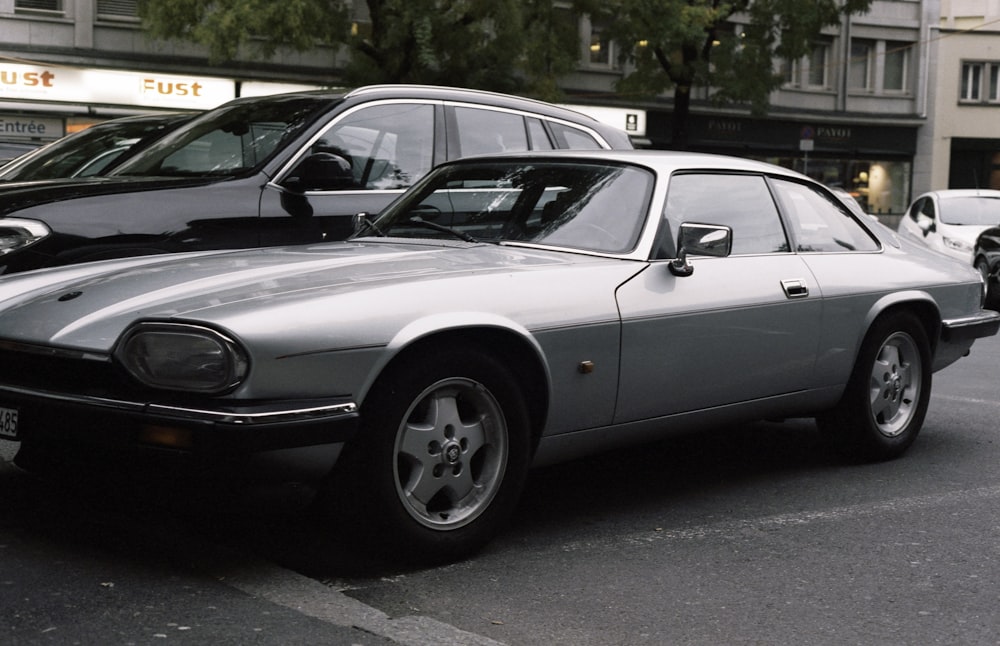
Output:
[[367, 160, 653, 254], [939, 196, 1000, 226]]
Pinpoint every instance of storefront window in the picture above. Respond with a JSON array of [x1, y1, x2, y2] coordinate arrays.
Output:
[[762, 156, 911, 217]]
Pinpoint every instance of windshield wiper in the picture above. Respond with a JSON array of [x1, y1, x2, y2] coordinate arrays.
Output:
[[407, 216, 479, 243], [354, 213, 386, 237]]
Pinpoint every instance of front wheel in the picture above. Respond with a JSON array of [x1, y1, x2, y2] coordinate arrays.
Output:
[[323, 344, 531, 564], [817, 311, 931, 462], [977, 258, 997, 309]]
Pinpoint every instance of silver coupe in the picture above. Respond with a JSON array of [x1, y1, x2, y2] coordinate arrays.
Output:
[[0, 150, 997, 563]]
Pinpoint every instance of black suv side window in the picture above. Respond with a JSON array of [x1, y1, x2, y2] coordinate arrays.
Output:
[[316, 103, 435, 190], [547, 122, 603, 150], [452, 106, 530, 156]]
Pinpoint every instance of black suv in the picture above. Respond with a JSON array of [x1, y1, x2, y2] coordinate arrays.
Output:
[[0, 85, 632, 275]]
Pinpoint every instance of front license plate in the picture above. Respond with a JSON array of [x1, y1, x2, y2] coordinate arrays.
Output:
[[0, 406, 18, 440]]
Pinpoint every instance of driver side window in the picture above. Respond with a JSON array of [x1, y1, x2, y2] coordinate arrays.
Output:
[[663, 173, 789, 256], [314, 103, 435, 191]]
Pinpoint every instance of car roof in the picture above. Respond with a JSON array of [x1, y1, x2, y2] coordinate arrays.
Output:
[[223, 84, 633, 147], [435, 149, 808, 179], [922, 189, 1000, 200]]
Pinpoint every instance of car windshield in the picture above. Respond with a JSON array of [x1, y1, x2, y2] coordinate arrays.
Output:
[[939, 196, 1000, 226], [364, 160, 653, 254], [0, 115, 191, 181], [110, 95, 335, 179]]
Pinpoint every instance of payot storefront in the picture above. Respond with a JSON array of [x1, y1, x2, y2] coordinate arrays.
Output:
[[645, 110, 919, 227], [0, 62, 322, 146]]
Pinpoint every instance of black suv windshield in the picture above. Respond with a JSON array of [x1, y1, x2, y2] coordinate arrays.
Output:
[[110, 94, 336, 179]]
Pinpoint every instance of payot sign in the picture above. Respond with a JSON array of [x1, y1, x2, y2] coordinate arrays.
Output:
[[0, 64, 235, 109]]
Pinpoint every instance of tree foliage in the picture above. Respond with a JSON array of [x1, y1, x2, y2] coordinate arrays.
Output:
[[578, 0, 873, 147], [138, 0, 580, 100], [138, 0, 349, 61], [139, 0, 875, 147]]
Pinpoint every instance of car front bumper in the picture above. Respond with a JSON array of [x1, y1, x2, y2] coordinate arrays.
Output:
[[0, 382, 359, 478]]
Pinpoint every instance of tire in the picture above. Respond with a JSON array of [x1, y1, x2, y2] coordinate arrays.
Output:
[[817, 311, 931, 462], [323, 343, 531, 564], [977, 258, 997, 309]]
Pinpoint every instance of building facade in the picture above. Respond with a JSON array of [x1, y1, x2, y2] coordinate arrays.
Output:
[[916, 0, 1000, 194], [1, 0, 946, 222], [563, 0, 938, 225], [0, 0, 340, 143]]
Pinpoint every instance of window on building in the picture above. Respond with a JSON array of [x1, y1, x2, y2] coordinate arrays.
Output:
[[960, 62, 1000, 103], [97, 0, 139, 18], [962, 63, 982, 101], [588, 26, 614, 67], [781, 41, 829, 89], [807, 43, 830, 88], [849, 40, 874, 91], [14, 0, 62, 11], [781, 58, 799, 87], [883, 42, 909, 92]]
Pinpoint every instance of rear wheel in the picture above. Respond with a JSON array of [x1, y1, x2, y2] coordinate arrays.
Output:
[[817, 311, 931, 462], [323, 344, 531, 564]]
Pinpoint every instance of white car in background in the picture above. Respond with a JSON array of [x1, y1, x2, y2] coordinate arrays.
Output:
[[898, 189, 1000, 264]]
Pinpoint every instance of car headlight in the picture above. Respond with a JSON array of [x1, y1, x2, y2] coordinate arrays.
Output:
[[0, 218, 50, 255], [115, 323, 248, 393], [943, 236, 973, 253]]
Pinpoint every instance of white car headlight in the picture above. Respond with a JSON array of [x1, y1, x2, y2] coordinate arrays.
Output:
[[0, 218, 50, 255], [942, 236, 973, 253], [115, 323, 248, 393]]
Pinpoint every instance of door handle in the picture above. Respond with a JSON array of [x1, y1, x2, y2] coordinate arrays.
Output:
[[781, 278, 809, 299]]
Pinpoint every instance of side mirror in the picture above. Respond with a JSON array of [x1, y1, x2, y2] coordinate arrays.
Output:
[[917, 217, 935, 236], [669, 223, 732, 277], [284, 152, 354, 192]]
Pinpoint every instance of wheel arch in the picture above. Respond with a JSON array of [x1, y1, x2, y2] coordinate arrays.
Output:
[[858, 292, 941, 358], [360, 318, 551, 451]]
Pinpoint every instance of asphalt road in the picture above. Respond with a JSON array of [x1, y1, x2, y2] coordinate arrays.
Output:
[[2, 332, 999, 645]]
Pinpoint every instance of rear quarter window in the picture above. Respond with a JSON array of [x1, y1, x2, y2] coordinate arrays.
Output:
[[770, 178, 880, 252]]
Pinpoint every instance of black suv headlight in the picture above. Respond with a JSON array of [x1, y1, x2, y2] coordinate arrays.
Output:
[[0, 218, 50, 255], [115, 322, 248, 393]]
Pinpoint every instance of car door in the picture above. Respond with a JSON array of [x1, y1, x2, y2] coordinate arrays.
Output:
[[614, 172, 823, 423], [767, 175, 885, 387]]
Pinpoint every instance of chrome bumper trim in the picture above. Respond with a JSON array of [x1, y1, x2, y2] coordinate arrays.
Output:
[[941, 309, 1000, 342], [0, 383, 357, 426]]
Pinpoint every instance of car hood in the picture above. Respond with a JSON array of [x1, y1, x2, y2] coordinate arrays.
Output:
[[0, 241, 642, 352], [0, 176, 223, 215]]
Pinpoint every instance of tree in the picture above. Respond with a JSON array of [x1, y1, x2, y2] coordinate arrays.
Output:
[[138, 0, 350, 62], [137, 0, 580, 101], [580, 0, 874, 149]]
